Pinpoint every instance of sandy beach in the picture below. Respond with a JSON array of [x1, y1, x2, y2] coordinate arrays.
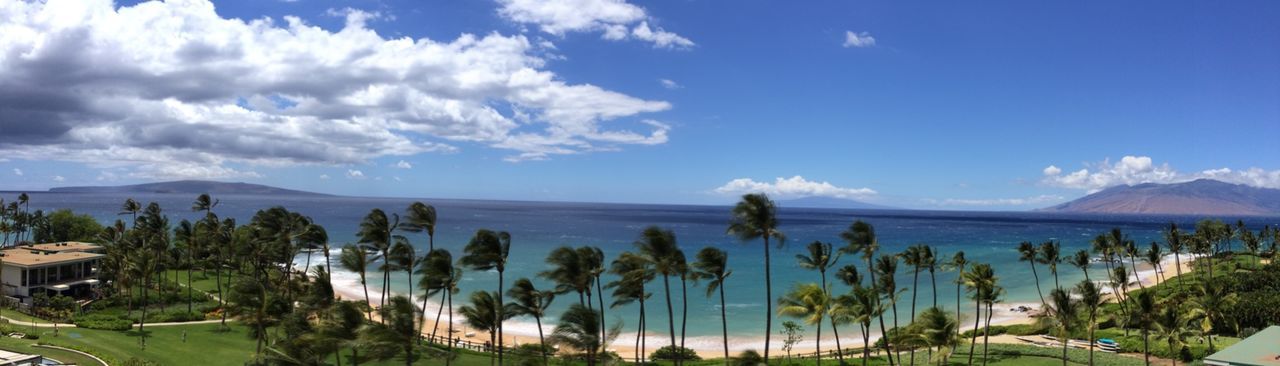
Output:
[[325, 251, 1197, 360]]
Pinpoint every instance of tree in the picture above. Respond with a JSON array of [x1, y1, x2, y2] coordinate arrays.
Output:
[[797, 241, 845, 364], [840, 220, 895, 366], [780, 321, 804, 365], [360, 295, 420, 366], [1046, 288, 1078, 366], [540, 246, 591, 305], [1131, 292, 1157, 366], [1018, 241, 1046, 306], [1069, 250, 1091, 282], [340, 245, 373, 320], [692, 246, 733, 360], [636, 226, 685, 365], [898, 307, 958, 366], [417, 249, 458, 349], [840, 284, 880, 366], [875, 253, 903, 365], [399, 201, 437, 251], [1075, 280, 1105, 366], [1145, 242, 1165, 284], [508, 278, 555, 365], [962, 263, 998, 366], [726, 193, 785, 363], [945, 251, 967, 330], [129, 249, 158, 349], [460, 229, 512, 365], [548, 304, 611, 366], [1123, 239, 1144, 290], [357, 208, 398, 312], [459, 291, 514, 364], [387, 238, 416, 309], [1163, 223, 1186, 292], [1039, 241, 1062, 291], [607, 251, 654, 364], [33, 209, 103, 243], [777, 283, 829, 366], [1153, 302, 1194, 366], [1190, 281, 1237, 353], [902, 244, 927, 366]]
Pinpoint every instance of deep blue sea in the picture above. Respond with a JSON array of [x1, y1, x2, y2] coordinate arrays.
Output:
[[6, 191, 1277, 350]]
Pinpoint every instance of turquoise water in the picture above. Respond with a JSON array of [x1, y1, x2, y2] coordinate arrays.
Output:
[[10, 191, 1277, 348]]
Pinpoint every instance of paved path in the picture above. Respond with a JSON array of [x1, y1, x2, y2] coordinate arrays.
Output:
[[1, 315, 226, 328]]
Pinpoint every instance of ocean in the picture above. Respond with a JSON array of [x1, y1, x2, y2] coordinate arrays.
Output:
[[6, 191, 1278, 350]]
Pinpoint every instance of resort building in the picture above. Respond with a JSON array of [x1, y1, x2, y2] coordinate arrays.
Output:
[[1204, 326, 1280, 366], [0, 242, 104, 304]]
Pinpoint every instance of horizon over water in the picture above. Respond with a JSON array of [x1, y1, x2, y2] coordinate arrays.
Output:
[[8, 191, 1279, 351]]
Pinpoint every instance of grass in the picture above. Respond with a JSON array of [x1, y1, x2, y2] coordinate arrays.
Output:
[[0, 336, 105, 366]]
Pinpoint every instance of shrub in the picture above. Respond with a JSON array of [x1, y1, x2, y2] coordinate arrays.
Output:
[[733, 350, 764, 366], [649, 345, 701, 361], [73, 314, 133, 331]]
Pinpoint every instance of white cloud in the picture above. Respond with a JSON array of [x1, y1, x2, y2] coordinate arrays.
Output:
[[658, 79, 681, 89], [0, 0, 671, 180], [52, 175, 65, 182], [346, 169, 365, 179], [319, 174, 331, 180], [12, 168, 22, 176], [394, 160, 413, 169], [843, 31, 876, 48], [1040, 155, 1280, 192], [713, 176, 877, 199], [496, 0, 693, 48], [930, 195, 1064, 207]]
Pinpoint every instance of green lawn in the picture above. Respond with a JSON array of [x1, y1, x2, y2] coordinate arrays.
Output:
[[0, 334, 105, 365]]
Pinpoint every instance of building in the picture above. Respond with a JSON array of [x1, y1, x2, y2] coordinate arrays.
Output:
[[0, 349, 42, 365], [0, 242, 104, 304], [1204, 326, 1280, 366]]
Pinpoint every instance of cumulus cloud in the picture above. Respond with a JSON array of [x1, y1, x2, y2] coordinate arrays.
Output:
[[843, 31, 876, 48], [12, 168, 23, 176], [497, 0, 692, 48], [52, 175, 65, 182], [346, 170, 365, 179], [930, 195, 1064, 207], [394, 160, 413, 169], [658, 79, 681, 89], [0, 0, 671, 179], [319, 174, 330, 180], [1040, 155, 1280, 192], [713, 176, 877, 199]]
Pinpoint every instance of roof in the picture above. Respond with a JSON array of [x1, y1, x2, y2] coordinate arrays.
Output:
[[1206, 326, 1280, 366], [0, 248, 104, 267], [25, 241, 102, 253], [0, 348, 41, 363]]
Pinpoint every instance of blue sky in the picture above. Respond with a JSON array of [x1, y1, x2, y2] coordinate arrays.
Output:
[[1, 0, 1278, 209]]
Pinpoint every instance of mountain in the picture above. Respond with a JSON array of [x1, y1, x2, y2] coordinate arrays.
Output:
[[777, 196, 896, 210], [1037, 179, 1280, 215], [49, 180, 329, 196]]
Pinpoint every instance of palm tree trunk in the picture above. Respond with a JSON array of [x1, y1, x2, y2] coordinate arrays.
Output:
[[1030, 262, 1045, 306], [1130, 255, 1144, 290], [1062, 334, 1069, 366], [418, 291, 430, 345], [861, 323, 870, 366], [817, 308, 824, 366], [1173, 252, 1183, 292], [497, 270, 505, 366], [640, 296, 648, 363], [821, 271, 845, 364], [968, 297, 980, 366], [431, 291, 447, 341], [719, 283, 730, 361], [214, 259, 223, 326], [891, 293, 902, 365], [982, 302, 993, 366], [1088, 315, 1096, 366], [362, 276, 372, 320], [870, 257, 895, 366], [763, 236, 773, 364], [662, 275, 677, 361], [1143, 329, 1150, 366], [446, 291, 454, 366], [141, 276, 148, 349], [910, 267, 920, 366], [188, 255, 194, 314], [634, 309, 643, 364], [536, 314, 548, 366], [596, 276, 607, 364], [353, 348, 360, 366], [679, 277, 689, 366]]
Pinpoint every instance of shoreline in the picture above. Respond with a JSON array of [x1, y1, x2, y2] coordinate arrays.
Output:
[[322, 251, 1195, 360]]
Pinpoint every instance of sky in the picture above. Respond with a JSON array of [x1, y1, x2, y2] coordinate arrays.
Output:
[[1, 0, 1278, 209]]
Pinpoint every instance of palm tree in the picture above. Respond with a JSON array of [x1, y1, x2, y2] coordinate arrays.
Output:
[[635, 226, 684, 364], [1018, 241, 1046, 306], [841, 284, 880, 366], [726, 193, 784, 363], [388, 238, 416, 306], [900, 307, 958, 366], [607, 251, 654, 364], [1145, 242, 1165, 284], [922, 246, 939, 308], [174, 219, 196, 314], [459, 291, 514, 363], [16, 193, 28, 244], [1094, 232, 1126, 317], [840, 220, 895, 366], [1046, 288, 1078, 366], [1153, 302, 1194, 366], [418, 249, 457, 347], [875, 253, 904, 365], [358, 208, 398, 312], [1069, 250, 1091, 282], [340, 245, 373, 319], [797, 241, 845, 364], [1124, 239, 1144, 290], [548, 304, 607, 366], [1191, 281, 1237, 353], [1075, 280, 1105, 366], [130, 249, 157, 349], [1131, 292, 1157, 366], [460, 229, 512, 365], [1039, 241, 1062, 291], [540, 246, 591, 305], [946, 251, 967, 328], [580, 246, 609, 357], [902, 244, 927, 366], [508, 278, 555, 365], [777, 283, 829, 366], [360, 295, 420, 366], [692, 247, 733, 360], [1163, 224, 1186, 291], [399, 201, 438, 251], [962, 263, 996, 366]]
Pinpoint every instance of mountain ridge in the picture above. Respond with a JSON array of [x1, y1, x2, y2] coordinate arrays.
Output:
[[1037, 179, 1280, 215], [49, 180, 329, 196]]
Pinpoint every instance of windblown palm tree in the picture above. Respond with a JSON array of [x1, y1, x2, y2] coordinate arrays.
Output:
[[1191, 281, 1237, 353], [507, 278, 556, 365], [946, 251, 967, 328], [902, 244, 927, 366], [840, 284, 880, 366], [340, 244, 373, 320], [1123, 239, 1144, 290], [840, 220, 895, 366], [875, 253, 904, 365], [1046, 288, 1078, 366], [692, 246, 733, 360], [459, 291, 514, 364], [1145, 242, 1165, 284], [726, 193, 784, 362], [797, 241, 845, 363], [962, 263, 998, 366], [777, 283, 830, 366], [417, 249, 457, 347], [460, 229, 512, 365], [1069, 250, 1091, 282], [635, 226, 685, 364], [899, 307, 958, 366], [388, 238, 416, 306], [399, 201, 438, 251], [548, 304, 612, 366], [1153, 302, 1194, 366], [607, 251, 654, 363], [540, 246, 591, 305], [1075, 280, 1105, 366], [358, 209, 398, 311], [1017, 241, 1046, 306], [129, 249, 158, 349], [1131, 291, 1157, 366], [1039, 241, 1062, 290], [1163, 223, 1186, 291], [921, 246, 938, 308], [360, 295, 421, 366]]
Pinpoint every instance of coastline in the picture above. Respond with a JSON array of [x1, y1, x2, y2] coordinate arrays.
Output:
[[323, 251, 1195, 360]]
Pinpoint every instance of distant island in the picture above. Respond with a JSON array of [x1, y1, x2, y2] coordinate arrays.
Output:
[[776, 196, 896, 210], [49, 180, 330, 196], [1038, 179, 1280, 216]]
